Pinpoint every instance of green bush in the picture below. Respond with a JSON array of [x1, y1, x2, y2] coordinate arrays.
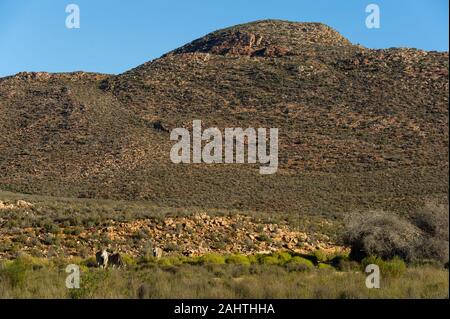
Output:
[[121, 254, 136, 266], [318, 263, 334, 270], [247, 254, 259, 264], [158, 258, 173, 267], [336, 259, 360, 272], [256, 235, 272, 243], [260, 256, 281, 265], [362, 256, 407, 277], [290, 256, 314, 267], [275, 251, 292, 264], [225, 254, 251, 265], [158, 256, 184, 267], [68, 270, 109, 299], [0, 256, 33, 287], [200, 254, 225, 265], [43, 222, 60, 234], [383, 258, 407, 277], [361, 256, 383, 269], [285, 256, 314, 272], [63, 226, 83, 236], [330, 254, 360, 271], [184, 256, 202, 266], [312, 250, 328, 263]]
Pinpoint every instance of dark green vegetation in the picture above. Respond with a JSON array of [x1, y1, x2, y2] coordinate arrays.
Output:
[[0, 252, 448, 299], [0, 20, 447, 216]]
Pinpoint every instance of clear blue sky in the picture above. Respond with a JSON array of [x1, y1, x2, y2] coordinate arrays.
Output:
[[0, 0, 448, 77]]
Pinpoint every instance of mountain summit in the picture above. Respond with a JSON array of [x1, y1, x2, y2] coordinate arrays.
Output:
[[0, 21, 448, 215], [167, 20, 352, 57]]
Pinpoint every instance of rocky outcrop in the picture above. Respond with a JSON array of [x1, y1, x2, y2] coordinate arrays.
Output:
[[0, 200, 33, 210], [167, 20, 352, 58], [0, 208, 345, 259]]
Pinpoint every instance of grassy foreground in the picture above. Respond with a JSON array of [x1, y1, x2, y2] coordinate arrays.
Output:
[[0, 253, 448, 299]]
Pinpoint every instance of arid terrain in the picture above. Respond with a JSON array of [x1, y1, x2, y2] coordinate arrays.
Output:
[[0, 20, 448, 298], [0, 20, 447, 214]]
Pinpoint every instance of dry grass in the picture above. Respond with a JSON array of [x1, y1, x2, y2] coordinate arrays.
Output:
[[343, 204, 449, 262], [0, 257, 447, 299]]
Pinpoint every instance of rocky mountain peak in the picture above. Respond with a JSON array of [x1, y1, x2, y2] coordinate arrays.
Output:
[[167, 20, 353, 58]]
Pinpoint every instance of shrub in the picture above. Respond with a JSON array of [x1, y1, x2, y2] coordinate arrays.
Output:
[[275, 251, 292, 264], [414, 238, 449, 265], [285, 256, 314, 272], [164, 243, 181, 252], [41, 234, 60, 246], [410, 203, 449, 264], [158, 258, 173, 267], [260, 256, 280, 265], [383, 257, 407, 277], [0, 254, 35, 287], [246, 254, 259, 264], [158, 257, 183, 267], [343, 211, 422, 262], [361, 256, 383, 268], [184, 256, 202, 266], [344, 205, 450, 264], [200, 254, 226, 265], [121, 254, 136, 266], [225, 254, 251, 265], [63, 226, 83, 236], [68, 270, 109, 299], [256, 235, 272, 243], [291, 256, 314, 267], [81, 257, 98, 268], [318, 263, 334, 270], [312, 250, 328, 263], [330, 254, 346, 266], [335, 259, 360, 272], [411, 202, 449, 241], [137, 255, 158, 265], [43, 222, 60, 234], [362, 256, 406, 277], [230, 264, 249, 278], [132, 230, 149, 240]]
